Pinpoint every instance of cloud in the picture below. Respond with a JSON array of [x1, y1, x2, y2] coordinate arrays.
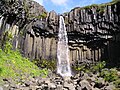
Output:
[[77, 0, 100, 7], [51, 0, 68, 5], [34, 0, 43, 5], [61, 5, 71, 13]]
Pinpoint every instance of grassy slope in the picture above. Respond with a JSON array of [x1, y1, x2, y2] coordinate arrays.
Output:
[[0, 48, 48, 84]]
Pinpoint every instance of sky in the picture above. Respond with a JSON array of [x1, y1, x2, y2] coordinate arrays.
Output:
[[34, 0, 112, 14]]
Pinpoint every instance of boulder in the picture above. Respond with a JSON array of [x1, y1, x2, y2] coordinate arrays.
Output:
[[56, 85, 63, 90], [80, 79, 92, 90], [64, 82, 75, 90]]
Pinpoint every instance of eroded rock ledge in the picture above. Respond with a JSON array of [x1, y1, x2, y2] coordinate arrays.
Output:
[[0, 0, 120, 66]]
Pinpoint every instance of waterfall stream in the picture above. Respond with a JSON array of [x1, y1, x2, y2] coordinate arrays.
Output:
[[0, 17, 4, 29], [57, 16, 72, 77]]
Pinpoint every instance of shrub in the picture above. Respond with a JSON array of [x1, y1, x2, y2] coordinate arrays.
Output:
[[72, 61, 106, 74], [33, 59, 56, 71], [72, 64, 85, 71], [29, 12, 47, 19], [91, 61, 106, 73], [40, 12, 47, 18], [100, 68, 119, 82], [114, 79, 120, 88]]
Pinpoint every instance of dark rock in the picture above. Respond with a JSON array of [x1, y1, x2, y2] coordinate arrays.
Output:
[[0, 0, 120, 68], [3, 78, 9, 82], [24, 81, 31, 87]]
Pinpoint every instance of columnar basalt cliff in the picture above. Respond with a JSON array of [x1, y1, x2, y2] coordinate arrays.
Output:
[[0, 0, 120, 66], [64, 2, 120, 66], [0, 0, 58, 61]]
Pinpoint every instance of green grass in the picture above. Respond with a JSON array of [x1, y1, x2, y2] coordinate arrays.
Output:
[[0, 31, 48, 85], [0, 48, 48, 84]]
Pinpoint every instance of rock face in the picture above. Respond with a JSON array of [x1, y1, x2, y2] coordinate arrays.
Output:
[[0, 0, 58, 61], [0, 0, 120, 66], [64, 3, 120, 66]]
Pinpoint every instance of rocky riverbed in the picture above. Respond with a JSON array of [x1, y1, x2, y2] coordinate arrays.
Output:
[[0, 70, 119, 90]]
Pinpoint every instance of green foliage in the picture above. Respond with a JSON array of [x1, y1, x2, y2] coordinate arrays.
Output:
[[29, 12, 47, 19], [0, 48, 48, 81], [72, 64, 86, 71], [112, 0, 120, 3], [80, 0, 120, 14], [33, 59, 56, 71], [72, 61, 106, 73], [91, 61, 106, 73], [83, 5, 92, 9], [114, 79, 120, 88], [91, 4, 98, 7], [73, 61, 120, 89], [63, 12, 68, 15], [0, 31, 48, 83], [100, 68, 119, 82], [40, 12, 47, 18], [1, 31, 13, 53], [97, 4, 105, 14], [23, 0, 29, 17], [83, 4, 98, 9]]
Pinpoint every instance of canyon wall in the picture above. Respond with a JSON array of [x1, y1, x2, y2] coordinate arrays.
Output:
[[0, 0, 120, 66]]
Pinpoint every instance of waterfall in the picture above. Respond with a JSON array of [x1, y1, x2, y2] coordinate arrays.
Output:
[[57, 16, 72, 77], [0, 17, 4, 29]]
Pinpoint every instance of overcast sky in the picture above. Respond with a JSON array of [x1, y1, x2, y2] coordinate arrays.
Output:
[[34, 0, 112, 13]]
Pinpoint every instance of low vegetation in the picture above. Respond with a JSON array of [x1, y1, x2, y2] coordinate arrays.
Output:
[[0, 31, 48, 84], [72, 61, 120, 88], [33, 59, 56, 71], [29, 12, 47, 19], [79, 0, 120, 14]]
